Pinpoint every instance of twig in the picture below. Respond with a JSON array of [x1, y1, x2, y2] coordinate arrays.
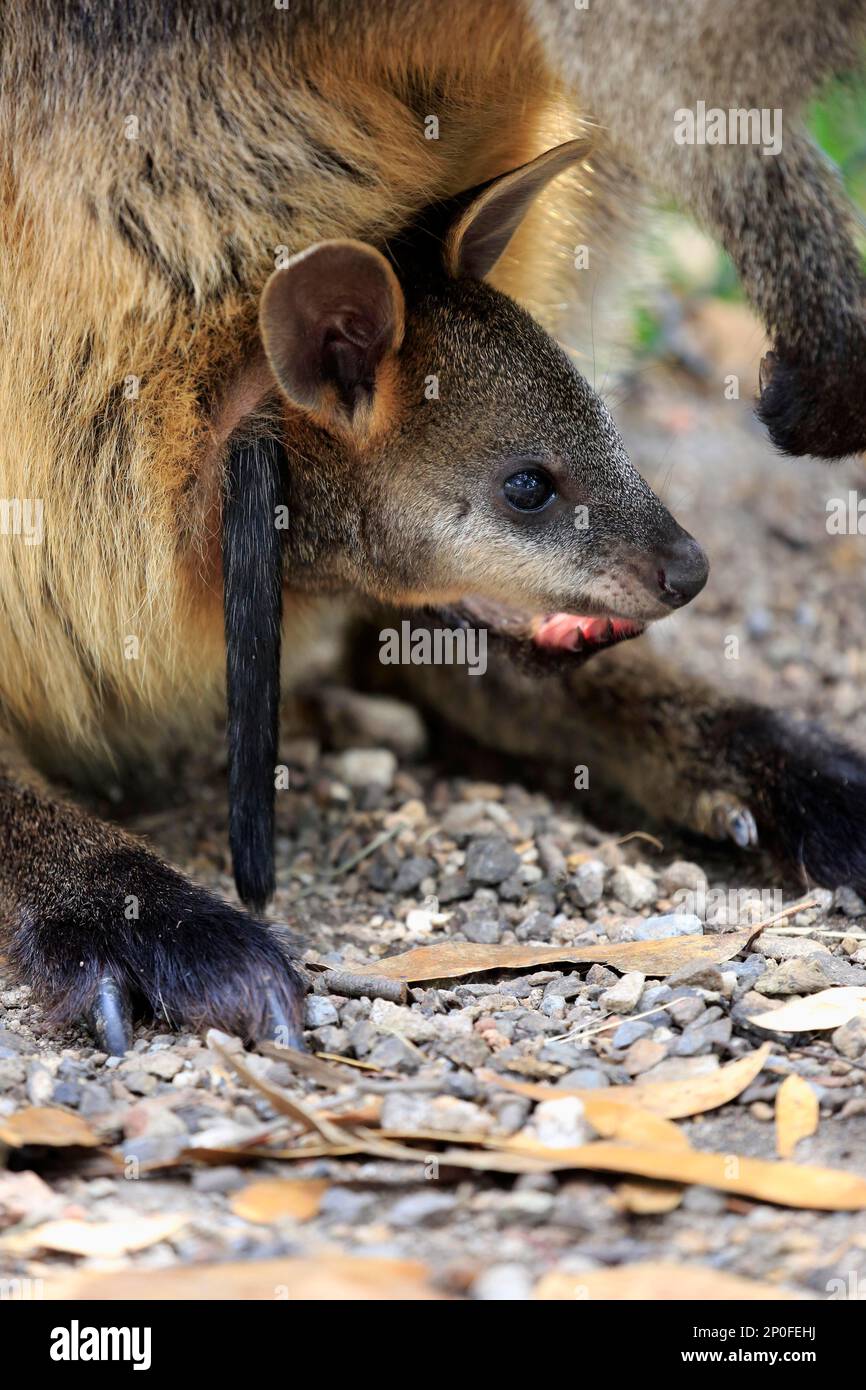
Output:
[[331, 822, 407, 876], [549, 1001, 673, 1045], [314, 1052, 382, 1071], [255, 1040, 352, 1087], [209, 1032, 347, 1144], [771, 928, 866, 940], [313, 968, 407, 1004], [569, 829, 664, 866], [745, 897, 819, 945], [289, 822, 406, 900]]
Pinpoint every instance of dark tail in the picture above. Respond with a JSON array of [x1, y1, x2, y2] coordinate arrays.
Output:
[[222, 435, 286, 911]]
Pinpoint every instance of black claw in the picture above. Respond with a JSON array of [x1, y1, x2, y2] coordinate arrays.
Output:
[[90, 974, 133, 1055], [758, 350, 777, 395], [728, 809, 758, 849]]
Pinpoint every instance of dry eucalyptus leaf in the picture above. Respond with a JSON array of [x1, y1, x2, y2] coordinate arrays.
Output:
[[0, 1170, 57, 1226], [480, 1045, 771, 1120], [370, 931, 753, 983], [230, 1179, 328, 1224], [47, 1255, 449, 1301], [577, 1096, 689, 1149], [534, 1262, 808, 1300], [499, 1138, 866, 1210], [212, 1125, 866, 1209], [0, 1212, 189, 1257], [625, 1045, 772, 1117], [318, 1100, 383, 1127], [747, 987, 866, 1033], [182, 1142, 349, 1164], [615, 1180, 685, 1215], [775, 1074, 820, 1158], [0, 1106, 102, 1149]]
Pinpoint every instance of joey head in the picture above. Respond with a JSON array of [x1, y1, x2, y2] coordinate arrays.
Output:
[[252, 139, 708, 677]]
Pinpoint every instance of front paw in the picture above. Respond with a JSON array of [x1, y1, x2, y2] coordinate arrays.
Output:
[[757, 348, 866, 460], [10, 848, 307, 1053]]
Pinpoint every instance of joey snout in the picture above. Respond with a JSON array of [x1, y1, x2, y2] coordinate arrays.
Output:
[[581, 521, 708, 628], [651, 530, 709, 610], [617, 528, 708, 623]]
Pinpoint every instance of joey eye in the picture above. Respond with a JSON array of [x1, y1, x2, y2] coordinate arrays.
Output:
[[502, 467, 556, 512]]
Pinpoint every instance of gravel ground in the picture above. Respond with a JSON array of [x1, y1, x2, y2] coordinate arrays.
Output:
[[2, 314, 866, 1301]]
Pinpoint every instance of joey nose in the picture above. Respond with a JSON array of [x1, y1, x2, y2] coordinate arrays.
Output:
[[656, 534, 709, 609]]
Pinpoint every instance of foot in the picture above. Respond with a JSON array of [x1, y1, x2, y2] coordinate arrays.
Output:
[[693, 789, 759, 849], [723, 707, 866, 893], [9, 844, 307, 1054]]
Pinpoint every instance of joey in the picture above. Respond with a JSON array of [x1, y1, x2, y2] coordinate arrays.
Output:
[[222, 143, 709, 909]]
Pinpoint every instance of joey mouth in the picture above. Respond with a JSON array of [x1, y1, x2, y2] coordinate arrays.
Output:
[[428, 595, 646, 673]]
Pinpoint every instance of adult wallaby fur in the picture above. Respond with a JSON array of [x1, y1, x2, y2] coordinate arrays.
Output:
[[1, 0, 865, 1051]]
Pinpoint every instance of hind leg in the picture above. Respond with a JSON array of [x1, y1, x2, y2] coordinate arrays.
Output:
[[381, 635, 866, 895]]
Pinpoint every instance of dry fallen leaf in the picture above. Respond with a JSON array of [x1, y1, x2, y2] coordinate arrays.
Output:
[[255, 1043, 357, 1087], [534, 1262, 807, 1300], [318, 1100, 383, 1127], [776, 1075, 820, 1159], [615, 1180, 685, 1215], [0, 1212, 189, 1257], [577, 1096, 689, 1149], [47, 1255, 450, 1300], [0, 1170, 58, 1227], [490, 1078, 688, 1152], [207, 1032, 346, 1146], [626, 1045, 773, 1117], [747, 987, 866, 1033], [193, 1119, 866, 1210], [237, 1140, 559, 1172], [0, 1106, 102, 1149], [231, 1179, 328, 1224], [370, 931, 753, 983], [316, 1053, 382, 1071], [480, 1045, 771, 1120], [499, 1138, 866, 1210]]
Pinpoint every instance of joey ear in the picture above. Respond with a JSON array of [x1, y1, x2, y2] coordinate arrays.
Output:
[[259, 239, 405, 426], [445, 136, 592, 280]]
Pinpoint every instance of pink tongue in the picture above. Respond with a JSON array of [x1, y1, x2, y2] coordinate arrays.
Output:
[[533, 613, 637, 650], [533, 613, 595, 650]]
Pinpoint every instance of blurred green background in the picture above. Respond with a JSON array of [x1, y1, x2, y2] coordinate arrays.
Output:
[[633, 71, 866, 356]]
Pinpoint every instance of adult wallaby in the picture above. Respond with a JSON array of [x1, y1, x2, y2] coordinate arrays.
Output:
[[1, 1, 864, 1052]]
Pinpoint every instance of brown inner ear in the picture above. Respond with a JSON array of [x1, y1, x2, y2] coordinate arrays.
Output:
[[445, 136, 593, 281], [259, 239, 405, 427]]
